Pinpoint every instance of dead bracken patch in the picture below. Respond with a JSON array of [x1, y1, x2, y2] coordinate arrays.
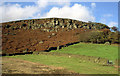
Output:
[[2, 18, 110, 55]]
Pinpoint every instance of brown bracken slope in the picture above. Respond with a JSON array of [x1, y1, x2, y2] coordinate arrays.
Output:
[[2, 18, 110, 55]]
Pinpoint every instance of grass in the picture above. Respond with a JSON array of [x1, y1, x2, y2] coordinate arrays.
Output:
[[5, 54, 117, 74], [51, 43, 118, 61], [3, 43, 118, 74]]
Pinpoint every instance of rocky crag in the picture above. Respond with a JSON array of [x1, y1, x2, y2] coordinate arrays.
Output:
[[2, 18, 110, 55]]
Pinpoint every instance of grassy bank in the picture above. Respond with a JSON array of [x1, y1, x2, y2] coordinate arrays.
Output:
[[51, 43, 118, 61], [3, 43, 118, 74], [4, 53, 117, 74]]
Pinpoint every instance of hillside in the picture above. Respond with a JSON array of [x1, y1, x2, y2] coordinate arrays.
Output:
[[2, 18, 110, 55]]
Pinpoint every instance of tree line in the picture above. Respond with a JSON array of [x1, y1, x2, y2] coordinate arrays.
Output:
[[79, 26, 119, 44]]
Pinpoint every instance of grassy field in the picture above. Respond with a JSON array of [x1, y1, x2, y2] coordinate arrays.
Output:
[[51, 43, 118, 61], [3, 43, 118, 74], [5, 53, 117, 74]]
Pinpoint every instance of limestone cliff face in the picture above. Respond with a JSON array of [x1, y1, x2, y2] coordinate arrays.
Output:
[[2, 18, 110, 55]]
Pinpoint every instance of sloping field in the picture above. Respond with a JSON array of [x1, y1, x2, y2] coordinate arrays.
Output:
[[2, 18, 118, 75], [51, 43, 118, 61], [3, 43, 118, 74], [3, 53, 117, 74]]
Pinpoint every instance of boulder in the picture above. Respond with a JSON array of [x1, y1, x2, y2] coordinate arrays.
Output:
[[104, 42, 110, 45], [73, 24, 78, 29], [55, 26, 60, 29], [67, 23, 70, 27], [60, 23, 63, 26], [69, 25, 73, 29], [69, 20, 72, 25], [46, 29, 50, 32], [56, 20, 59, 25]]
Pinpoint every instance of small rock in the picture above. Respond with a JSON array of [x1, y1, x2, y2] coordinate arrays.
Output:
[[39, 41, 44, 44], [62, 26, 64, 28], [52, 33, 56, 36], [69, 56, 71, 58], [55, 30, 58, 32], [48, 35, 51, 38]]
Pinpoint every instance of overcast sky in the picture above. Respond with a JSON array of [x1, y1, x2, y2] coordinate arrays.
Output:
[[0, 0, 118, 27]]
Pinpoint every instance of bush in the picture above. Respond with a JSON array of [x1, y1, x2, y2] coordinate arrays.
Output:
[[22, 23, 27, 27], [5, 25, 10, 28], [79, 29, 114, 44]]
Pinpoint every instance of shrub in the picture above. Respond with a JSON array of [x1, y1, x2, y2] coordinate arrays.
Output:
[[5, 25, 10, 28], [22, 23, 27, 27]]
